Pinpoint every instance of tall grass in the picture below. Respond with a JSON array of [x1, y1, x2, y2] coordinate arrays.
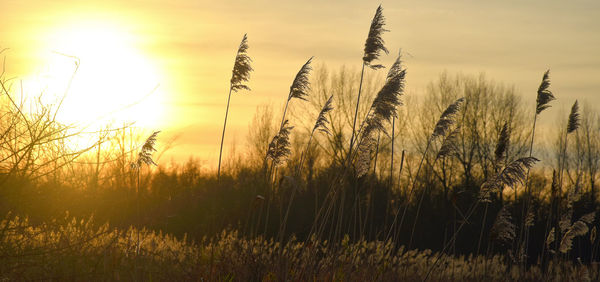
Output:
[[3, 214, 598, 281], [267, 57, 312, 182], [349, 5, 389, 161], [131, 131, 159, 276], [520, 70, 555, 268], [2, 5, 600, 281], [549, 100, 581, 256], [278, 58, 313, 130], [263, 58, 312, 236], [279, 95, 333, 242], [341, 53, 405, 241], [218, 34, 252, 180], [387, 97, 464, 242]]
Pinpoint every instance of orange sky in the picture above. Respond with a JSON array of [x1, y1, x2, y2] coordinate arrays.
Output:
[[1, 0, 599, 167]]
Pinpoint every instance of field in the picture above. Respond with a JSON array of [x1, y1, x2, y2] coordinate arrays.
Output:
[[2, 4, 600, 281]]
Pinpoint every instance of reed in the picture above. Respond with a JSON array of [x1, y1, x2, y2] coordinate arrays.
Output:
[[548, 100, 581, 255], [279, 95, 334, 242], [520, 70, 554, 268], [349, 5, 389, 162], [263, 58, 312, 235], [131, 130, 159, 278], [426, 155, 538, 280], [278, 57, 313, 131], [387, 97, 464, 243], [218, 34, 253, 180], [478, 122, 509, 257], [350, 54, 404, 240]]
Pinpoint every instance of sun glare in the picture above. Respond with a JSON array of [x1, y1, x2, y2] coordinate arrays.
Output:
[[24, 19, 165, 136]]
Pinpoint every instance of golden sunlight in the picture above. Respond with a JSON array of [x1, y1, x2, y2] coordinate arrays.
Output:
[[24, 18, 165, 131], [3, 1, 600, 280]]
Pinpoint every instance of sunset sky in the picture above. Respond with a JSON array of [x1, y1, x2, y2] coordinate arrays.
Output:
[[1, 0, 599, 167]]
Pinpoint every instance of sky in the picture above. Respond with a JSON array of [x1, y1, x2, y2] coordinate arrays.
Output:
[[1, 0, 599, 168]]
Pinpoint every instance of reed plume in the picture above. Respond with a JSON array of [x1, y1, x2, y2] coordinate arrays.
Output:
[[296, 94, 334, 174], [525, 71, 555, 261], [277, 57, 313, 133], [567, 100, 580, 133], [347, 53, 404, 240], [560, 212, 573, 233], [479, 157, 539, 202], [349, 5, 389, 160], [282, 95, 335, 240], [218, 34, 253, 180], [266, 59, 312, 236], [490, 205, 516, 245], [491, 156, 538, 188], [437, 126, 460, 159], [559, 212, 595, 253], [288, 57, 313, 102], [354, 54, 405, 176], [361, 54, 406, 137], [525, 211, 535, 227], [536, 70, 554, 114], [363, 5, 389, 69], [495, 122, 510, 162], [355, 134, 375, 178], [135, 131, 160, 168], [426, 155, 538, 277], [263, 118, 294, 237], [580, 212, 596, 225], [541, 170, 560, 258], [556, 100, 580, 232], [431, 97, 465, 139], [559, 221, 587, 253], [481, 124, 509, 260], [132, 130, 160, 259], [369, 56, 405, 126], [551, 169, 559, 197], [230, 34, 253, 92], [297, 94, 334, 175], [312, 94, 334, 135], [266, 120, 294, 166]]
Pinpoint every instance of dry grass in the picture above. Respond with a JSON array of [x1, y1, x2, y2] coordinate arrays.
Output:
[[1, 215, 597, 281]]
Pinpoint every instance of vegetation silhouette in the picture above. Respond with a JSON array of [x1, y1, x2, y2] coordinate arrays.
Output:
[[1, 5, 600, 281]]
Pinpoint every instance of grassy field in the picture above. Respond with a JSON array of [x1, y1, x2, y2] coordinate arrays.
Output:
[[1, 5, 600, 281], [1, 215, 597, 281]]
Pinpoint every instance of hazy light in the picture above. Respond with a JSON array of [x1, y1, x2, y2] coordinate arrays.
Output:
[[22, 18, 165, 133]]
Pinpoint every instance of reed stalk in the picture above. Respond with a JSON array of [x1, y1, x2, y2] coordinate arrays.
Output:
[[218, 34, 252, 180]]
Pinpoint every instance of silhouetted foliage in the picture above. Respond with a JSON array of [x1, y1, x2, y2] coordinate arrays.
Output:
[[363, 5, 389, 69]]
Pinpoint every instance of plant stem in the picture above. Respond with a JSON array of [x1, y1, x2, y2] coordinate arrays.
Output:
[[373, 132, 381, 177], [279, 132, 314, 242], [555, 130, 569, 254], [136, 167, 140, 279], [217, 86, 233, 181], [348, 62, 366, 160], [387, 139, 431, 242], [520, 112, 538, 269], [279, 99, 291, 133], [390, 116, 395, 186]]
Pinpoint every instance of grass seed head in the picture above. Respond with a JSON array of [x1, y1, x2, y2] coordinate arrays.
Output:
[[230, 34, 253, 92]]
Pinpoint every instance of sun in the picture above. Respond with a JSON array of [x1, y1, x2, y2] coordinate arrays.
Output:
[[26, 19, 166, 133]]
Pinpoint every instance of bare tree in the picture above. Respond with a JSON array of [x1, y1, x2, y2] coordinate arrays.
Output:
[[292, 64, 385, 169], [246, 104, 277, 169], [573, 101, 600, 203], [419, 72, 530, 194]]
